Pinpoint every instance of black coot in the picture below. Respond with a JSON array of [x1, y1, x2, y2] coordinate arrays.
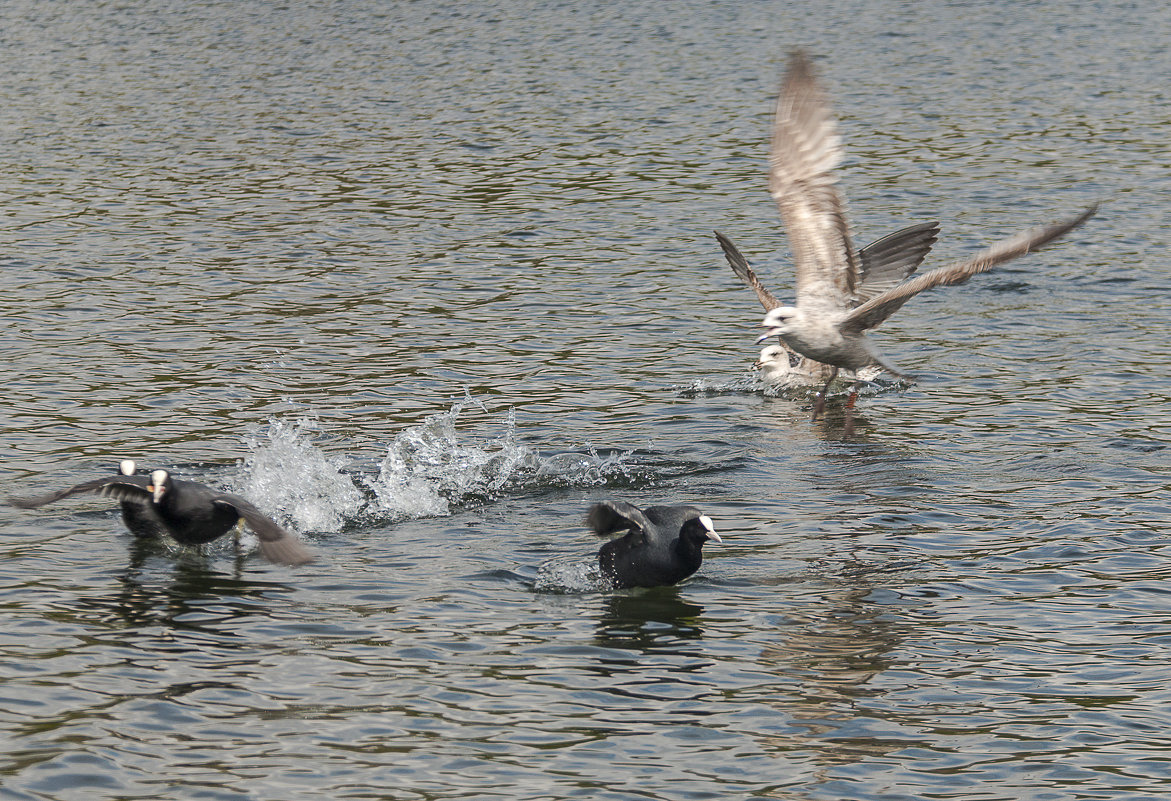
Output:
[[8, 467, 314, 566], [115, 460, 168, 539], [587, 500, 720, 588]]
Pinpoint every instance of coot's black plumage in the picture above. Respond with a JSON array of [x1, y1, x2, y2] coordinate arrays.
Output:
[[115, 460, 168, 539], [588, 501, 721, 589], [8, 467, 314, 566]]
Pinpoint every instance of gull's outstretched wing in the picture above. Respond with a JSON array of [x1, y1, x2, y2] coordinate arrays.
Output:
[[715, 230, 783, 311], [718, 221, 940, 310], [770, 50, 859, 310], [855, 221, 941, 303], [841, 204, 1098, 334]]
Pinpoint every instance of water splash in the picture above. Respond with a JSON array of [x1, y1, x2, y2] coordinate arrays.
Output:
[[362, 401, 542, 521], [237, 399, 721, 530], [533, 556, 613, 594], [676, 375, 761, 396], [360, 402, 696, 520], [677, 372, 900, 400], [530, 449, 642, 488], [239, 417, 363, 533]]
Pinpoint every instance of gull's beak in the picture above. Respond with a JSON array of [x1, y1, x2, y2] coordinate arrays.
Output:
[[754, 330, 777, 345]]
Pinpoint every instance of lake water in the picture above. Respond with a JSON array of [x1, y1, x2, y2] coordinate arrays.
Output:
[[1, 1, 1168, 799]]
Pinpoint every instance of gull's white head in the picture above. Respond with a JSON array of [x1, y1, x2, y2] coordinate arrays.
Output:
[[755, 305, 800, 344], [119, 459, 136, 476], [148, 469, 170, 503], [754, 344, 790, 369], [754, 344, 797, 384]]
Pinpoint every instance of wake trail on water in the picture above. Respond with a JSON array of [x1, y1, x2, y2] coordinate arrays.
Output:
[[676, 371, 904, 400]]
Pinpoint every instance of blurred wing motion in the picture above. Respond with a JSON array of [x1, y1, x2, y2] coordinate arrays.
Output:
[[214, 494, 315, 566], [7, 475, 151, 509], [770, 49, 858, 309], [842, 204, 1098, 334]]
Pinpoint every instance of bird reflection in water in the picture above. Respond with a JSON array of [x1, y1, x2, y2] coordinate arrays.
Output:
[[593, 587, 707, 652], [67, 535, 294, 635], [753, 571, 916, 777], [584, 587, 714, 704]]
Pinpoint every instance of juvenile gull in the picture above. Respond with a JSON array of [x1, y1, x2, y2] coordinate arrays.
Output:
[[748, 50, 1097, 418], [8, 467, 314, 566], [754, 343, 880, 390], [717, 221, 938, 388], [587, 501, 720, 589]]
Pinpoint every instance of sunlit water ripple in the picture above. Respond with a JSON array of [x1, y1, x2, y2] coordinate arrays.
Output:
[[2, 1, 1169, 799]]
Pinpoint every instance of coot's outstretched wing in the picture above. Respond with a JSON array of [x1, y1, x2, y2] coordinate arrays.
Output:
[[213, 494, 315, 566], [586, 501, 654, 539], [7, 475, 152, 509]]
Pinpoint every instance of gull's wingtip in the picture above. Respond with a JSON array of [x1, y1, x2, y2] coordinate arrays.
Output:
[[1075, 201, 1100, 226], [786, 48, 813, 70], [1035, 201, 1100, 250], [780, 49, 817, 88], [1059, 201, 1100, 234]]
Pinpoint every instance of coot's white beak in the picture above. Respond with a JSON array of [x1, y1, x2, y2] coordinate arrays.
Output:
[[699, 514, 721, 543], [148, 469, 168, 503]]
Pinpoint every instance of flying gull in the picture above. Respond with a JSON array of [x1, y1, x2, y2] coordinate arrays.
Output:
[[745, 50, 1097, 418], [716, 223, 937, 388]]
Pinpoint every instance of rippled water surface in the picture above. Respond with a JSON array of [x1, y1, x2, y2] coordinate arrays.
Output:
[[2, 1, 1169, 799]]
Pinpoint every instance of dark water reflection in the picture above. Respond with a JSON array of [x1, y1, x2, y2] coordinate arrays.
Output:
[[70, 539, 294, 632], [593, 589, 707, 650], [2, 0, 1170, 799]]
